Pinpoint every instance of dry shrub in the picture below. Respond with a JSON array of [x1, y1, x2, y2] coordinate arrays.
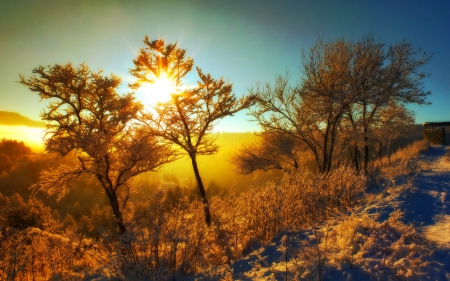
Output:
[[371, 140, 428, 170], [119, 192, 208, 280], [114, 165, 365, 279], [277, 209, 429, 281], [389, 140, 429, 163], [0, 227, 108, 280], [1, 141, 430, 279], [325, 209, 429, 280], [203, 165, 365, 269], [370, 140, 429, 188]]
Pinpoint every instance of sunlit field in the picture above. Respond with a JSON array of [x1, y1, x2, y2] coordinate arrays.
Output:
[[0, 125, 44, 152], [3, 139, 447, 280]]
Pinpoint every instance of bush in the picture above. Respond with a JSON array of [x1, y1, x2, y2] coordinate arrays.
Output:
[[114, 165, 365, 279], [0, 193, 61, 232], [0, 139, 431, 279], [0, 154, 12, 174], [0, 139, 32, 159]]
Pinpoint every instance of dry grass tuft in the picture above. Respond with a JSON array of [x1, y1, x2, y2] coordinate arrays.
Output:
[[0, 139, 435, 279]]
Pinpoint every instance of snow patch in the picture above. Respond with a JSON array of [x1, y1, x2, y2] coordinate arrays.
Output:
[[423, 214, 450, 248]]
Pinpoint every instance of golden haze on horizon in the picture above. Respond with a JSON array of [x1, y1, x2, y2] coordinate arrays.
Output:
[[0, 125, 45, 152]]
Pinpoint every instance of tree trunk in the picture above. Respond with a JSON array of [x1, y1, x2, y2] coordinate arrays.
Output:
[[322, 122, 330, 174], [363, 102, 369, 175], [376, 140, 383, 162], [190, 154, 212, 226], [387, 136, 392, 164], [347, 110, 360, 172], [105, 186, 127, 235], [313, 150, 322, 173], [364, 135, 369, 175], [336, 140, 347, 169], [353, 144, 360, 171], [327, 120, 339, 173], [97, 175, 127, 235]]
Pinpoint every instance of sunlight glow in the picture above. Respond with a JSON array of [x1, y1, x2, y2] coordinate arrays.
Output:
[[138, 73, 179, 105], [0, 125, 45, 152]]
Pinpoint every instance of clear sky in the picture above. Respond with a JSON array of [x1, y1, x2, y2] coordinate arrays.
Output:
[[1, 0, 449, 132]]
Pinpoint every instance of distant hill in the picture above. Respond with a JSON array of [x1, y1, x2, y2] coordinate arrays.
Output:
[[0, 111, 45, 128]]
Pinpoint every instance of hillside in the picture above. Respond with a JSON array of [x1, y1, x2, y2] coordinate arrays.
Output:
[[2, 139, 447, 279], [135, 132, 280, 193], [0, 111, 45, 128], [187, 144, 450, 280]]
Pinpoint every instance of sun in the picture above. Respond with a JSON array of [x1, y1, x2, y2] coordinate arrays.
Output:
[[138, 73, 178, 105]]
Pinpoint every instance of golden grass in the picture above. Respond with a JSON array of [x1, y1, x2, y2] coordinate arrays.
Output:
[[0, 140, 434, 279]]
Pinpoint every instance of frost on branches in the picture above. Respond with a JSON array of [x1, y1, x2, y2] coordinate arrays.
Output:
[[20, 63, 174, 234]]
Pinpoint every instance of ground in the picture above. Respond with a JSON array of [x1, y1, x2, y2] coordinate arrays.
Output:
[[187, 145, 450, 281]]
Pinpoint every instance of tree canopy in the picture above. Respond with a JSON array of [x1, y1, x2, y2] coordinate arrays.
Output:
[[247, 36, 430, 174], [231, 131, 305, 174], [20, 63, 174, 234], [0, 139, 32, 158], [130, 36, 256, 225]]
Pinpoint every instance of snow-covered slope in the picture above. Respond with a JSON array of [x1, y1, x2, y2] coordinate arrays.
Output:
[[187, 145, 450, 280]]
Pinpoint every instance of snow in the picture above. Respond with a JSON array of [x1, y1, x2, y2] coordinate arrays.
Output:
[[423, 214, 450, 247], [187, 145, 450, 280]]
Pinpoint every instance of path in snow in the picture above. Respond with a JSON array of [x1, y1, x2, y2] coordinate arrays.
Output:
[[400, 145, 450, 248]]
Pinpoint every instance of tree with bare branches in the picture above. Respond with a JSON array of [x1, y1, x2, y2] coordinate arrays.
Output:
[[250, 36, 430, 174], [231, 131, 306, 174], [130, 37, 255, 226], [346, 36, 431, 173], [371, 101, 415, 162], [20, 63, 174, 234], [250, 39, 356, 173]]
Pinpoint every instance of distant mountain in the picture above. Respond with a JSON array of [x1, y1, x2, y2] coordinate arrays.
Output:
[[0, 111, 46, 128]]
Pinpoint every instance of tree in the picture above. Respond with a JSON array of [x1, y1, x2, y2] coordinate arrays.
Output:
[[130, 37, 255, 226], [0, 154, 12, 174], [231, 131, 304, 174], [346, 36, 431, 173], [250, 40, 356, 173], [250, 36, 430, 174], [0, 193, 60, 232], [0, 139, 32, 158], [20, 63, 174, 234], [371, 101, 415, 162], [0, 139, 33, 173]]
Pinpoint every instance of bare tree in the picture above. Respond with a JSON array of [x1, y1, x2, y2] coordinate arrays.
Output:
[[20, 63, 174, 234], [251, 36, 430, 174], [231, 131, 306, 174], [371, 101, 415, 162], [250, 39, 356, 173], [130, 37, 255, 226], [346, 36, 431, 173]]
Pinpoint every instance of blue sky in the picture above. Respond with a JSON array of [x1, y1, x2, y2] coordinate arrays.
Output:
[[1, 0, 449, 132]]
